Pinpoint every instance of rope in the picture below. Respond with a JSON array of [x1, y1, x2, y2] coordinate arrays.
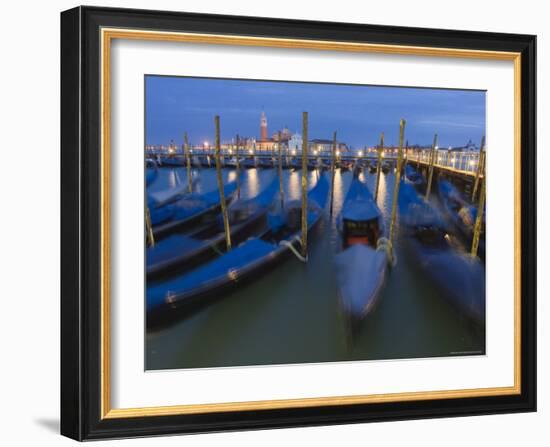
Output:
[[377, 237, 397, 267], [280, 235, 308, 263]]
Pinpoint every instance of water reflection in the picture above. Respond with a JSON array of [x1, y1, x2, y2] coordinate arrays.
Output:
[[376, 171, 387, 212], [288, 170, 300, 201], [227, 170, 237, 183], [245, 168, 259, 198], [168, 170, 179, 188]]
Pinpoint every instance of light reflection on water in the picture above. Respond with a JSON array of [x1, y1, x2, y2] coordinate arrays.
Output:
[[145, 166, 485, 370]]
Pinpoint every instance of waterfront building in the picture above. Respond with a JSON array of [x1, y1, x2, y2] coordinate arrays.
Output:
[[288, 133, 302, 155]]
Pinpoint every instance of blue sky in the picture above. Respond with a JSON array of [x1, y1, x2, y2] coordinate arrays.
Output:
[[145, 75, 486, 149]]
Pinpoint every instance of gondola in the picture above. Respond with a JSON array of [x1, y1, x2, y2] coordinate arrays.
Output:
[[338, 160, 353, 171], [151, 179, 238, 239], [438, 179, 485, 261], [147, 176, 200, 211], [398, 180, 485, 324], [145, 159, 158, 186], [224, 157, 247, 168], [334, 173, 388, 328], [289, 158, 302, 170], [241, 158, 257, 169], [380, 161, 391, 173], [147, 174, 330, 324], [147, 176, 280, 280], [368, 162, 378, 174], [404, 164, 425, 189], [160, 156, 186, 167], [255, 157, 275, 169]]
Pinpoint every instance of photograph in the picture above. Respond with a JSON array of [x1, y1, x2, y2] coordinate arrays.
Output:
[[58, 5, 537, 441], [144, 76, 487, 370]]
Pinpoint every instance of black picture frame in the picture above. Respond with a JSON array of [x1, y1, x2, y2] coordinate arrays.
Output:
[[61, 5, 536, 441]]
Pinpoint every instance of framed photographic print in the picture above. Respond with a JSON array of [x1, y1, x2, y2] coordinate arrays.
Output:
[[60, 6, 536, 441]]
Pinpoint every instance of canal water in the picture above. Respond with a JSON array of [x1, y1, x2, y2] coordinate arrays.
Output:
[[145, 164, 485, 370]]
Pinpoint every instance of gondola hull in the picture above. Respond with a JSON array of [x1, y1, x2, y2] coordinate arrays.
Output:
[[147, 175, 329, 326], [152, 180, 238, 239], [398, 181, 485, 325], [147, 177, 280, 279]]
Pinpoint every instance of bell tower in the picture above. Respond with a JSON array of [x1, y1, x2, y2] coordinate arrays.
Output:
[[260, 111, 268, 141]]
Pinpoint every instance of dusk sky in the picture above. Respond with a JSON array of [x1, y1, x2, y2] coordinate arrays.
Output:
[[145, 75, 486, 149]]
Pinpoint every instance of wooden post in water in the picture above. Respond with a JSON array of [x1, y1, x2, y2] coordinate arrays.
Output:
[[277, 131, 284, 207], [253, 141, 257, 167], [235, 134, 241, 199], [471, 174, 486, 257], [214, 116, 231, 250], [403, 140, 409, 170], [424, 133, 438, 201], [329, 131, 337, 216], [388, 120, 406, 262], [374, 133, 384, 201], [472, 136, 486, 201], [301, 112, 309, 259], [184, 132, 193, 193], [145, 206, 155, 247]]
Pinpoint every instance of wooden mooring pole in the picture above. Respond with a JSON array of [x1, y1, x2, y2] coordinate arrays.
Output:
[[388, 120, 406, 262], [235, 134, 241, 199], [472, 136, 486, 201], [374, 133, 384, 201], [301, 112, 309, 259], [215, 116, 231, 250], [471, 174, 486, 257], [403, 140, 409, 170], [278, 131, 284, 207], [145, 206, 155, 247], [424, 133, 438, 201], [329, 131, 337, 216], [184, 132, 193, 193]]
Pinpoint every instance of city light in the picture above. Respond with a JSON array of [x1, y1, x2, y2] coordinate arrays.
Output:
[[228, 149, 233, 155], [469, 160, 476, 166], [336, 150, 341, 156], [291, 149, 297, 156], [249, 149, 253, 155], [313, 149, 318, 155], [358, 150, 363, 157], [203, 141, 209, 149]]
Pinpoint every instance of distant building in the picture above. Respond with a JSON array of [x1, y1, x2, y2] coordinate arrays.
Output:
[[256, 112, 292, 152], [260, 111, 268, 141], [309, 139, 349, 156], [288, 133, 302, 154], [451, 139, 479, 152]]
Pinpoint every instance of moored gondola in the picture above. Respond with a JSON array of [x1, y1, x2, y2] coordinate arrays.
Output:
[[438, 179, 485, 261], [145, 159, 158, 186], [147, 176, 280, 280], [404, 164, 425, 189], [398, 180, 485, 324], [147, 174, 330, 325], [334, 173, 389, 330], [151, 179, 238, 239]]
